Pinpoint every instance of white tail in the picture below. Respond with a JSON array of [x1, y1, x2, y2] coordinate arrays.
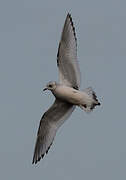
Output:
[[80, 87, 100, 112]]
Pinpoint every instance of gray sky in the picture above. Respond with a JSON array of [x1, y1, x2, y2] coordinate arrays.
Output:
[[0, 0, 126, 179]]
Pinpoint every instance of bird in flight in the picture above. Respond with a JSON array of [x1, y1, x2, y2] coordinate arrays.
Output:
[[32, 13, 100, 164]]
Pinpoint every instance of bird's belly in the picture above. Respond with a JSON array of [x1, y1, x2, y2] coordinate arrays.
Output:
[[54, 86, 84, 105]]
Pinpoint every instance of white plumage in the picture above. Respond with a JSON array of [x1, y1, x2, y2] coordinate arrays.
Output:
[[32, 13, 100, 164]]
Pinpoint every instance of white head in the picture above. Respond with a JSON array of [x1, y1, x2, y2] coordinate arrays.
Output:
[[43, 81, 57, 91]]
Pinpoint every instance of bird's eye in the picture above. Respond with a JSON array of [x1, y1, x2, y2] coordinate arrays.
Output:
[[49, 84, 52, 88]]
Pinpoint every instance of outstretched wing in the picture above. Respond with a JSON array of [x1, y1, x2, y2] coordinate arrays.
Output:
[[32, 99, 75, 164], [57, 13, 81, 90]]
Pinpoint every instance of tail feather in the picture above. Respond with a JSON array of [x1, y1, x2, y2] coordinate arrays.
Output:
[[81, 87, 100, 112]]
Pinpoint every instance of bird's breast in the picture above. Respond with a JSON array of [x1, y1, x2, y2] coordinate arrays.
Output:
[[53, 86, 83, 105]]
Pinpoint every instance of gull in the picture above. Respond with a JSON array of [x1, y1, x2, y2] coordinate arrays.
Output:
[[32, 13, 100, 164]]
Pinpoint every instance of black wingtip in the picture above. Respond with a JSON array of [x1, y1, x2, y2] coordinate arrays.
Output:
[[32, 153, 46, 165], [32, 158, 36, 164], [66, 13, 77, 46], [67, 13, 72, 22], [32, 142, 53, 164], [32, 156, 35, 164], [67, 12, 71, 17], [32, 158, 40, 165]]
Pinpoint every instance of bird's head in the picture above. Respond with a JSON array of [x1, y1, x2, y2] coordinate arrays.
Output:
[[43, 81, 57, 91]]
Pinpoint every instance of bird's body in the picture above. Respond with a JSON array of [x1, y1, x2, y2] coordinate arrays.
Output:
[[52, 84, 98, 108], [32, 13, 101, 164]]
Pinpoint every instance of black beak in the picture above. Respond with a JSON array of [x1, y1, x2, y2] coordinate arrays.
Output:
[[43, 88, 48, 91]]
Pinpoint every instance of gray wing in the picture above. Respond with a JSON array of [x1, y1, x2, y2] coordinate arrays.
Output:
[[57, 13, 81, 90], [32, 99, 75, 164]]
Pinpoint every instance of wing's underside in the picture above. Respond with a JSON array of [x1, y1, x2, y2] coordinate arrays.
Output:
[[57, 13, 81, 90], [32, 99, 75, 164]]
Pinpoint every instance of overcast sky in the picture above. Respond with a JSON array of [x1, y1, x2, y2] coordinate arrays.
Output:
[[0, 0, 126, 179]]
